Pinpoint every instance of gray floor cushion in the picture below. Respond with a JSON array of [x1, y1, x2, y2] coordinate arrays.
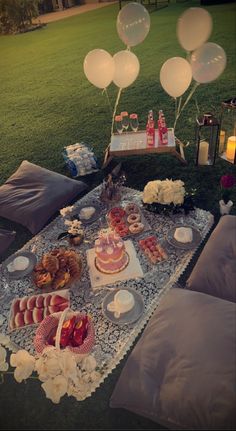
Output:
[[0, 160, 88, 234], [0, 228, 16, 255], [110, 288, 236, 430], [186, 215, 236, 303]]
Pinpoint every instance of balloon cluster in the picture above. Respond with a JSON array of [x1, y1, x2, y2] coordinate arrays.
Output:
[[160, 7, 227, 103], [83, 3, 150, 91]]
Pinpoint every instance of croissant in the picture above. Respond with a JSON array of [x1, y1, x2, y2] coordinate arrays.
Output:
[[51, 269, 70, 290], [67, 256, 82, 278], [34, 271, 52, 288], [42, 254, 59, 274]]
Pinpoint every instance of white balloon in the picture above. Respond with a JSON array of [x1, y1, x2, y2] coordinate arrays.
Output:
[[117, 2, 150, 47], [177, 7, 212, 52], [113, 50, 140, 89], [191, 42, 227, 84], [83, 49, 115, 89], [160, 57, 192, 98]]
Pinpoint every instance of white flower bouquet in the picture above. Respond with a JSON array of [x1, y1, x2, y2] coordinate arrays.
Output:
[[142, 179, 195, 215]]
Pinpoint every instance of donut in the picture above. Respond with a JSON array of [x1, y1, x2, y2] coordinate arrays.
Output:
[[110, 217, 123, 227], [108, 207, 126, 220], [129, 222, 144, 234], [125, 203, 139, 215], [115, 223, 129, 237], [127, 213, 141, 224]]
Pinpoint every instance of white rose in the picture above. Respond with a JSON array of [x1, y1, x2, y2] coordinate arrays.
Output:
[[162, 189, 174, 204], [0, 346, 6, 363], [173, 192, 184, 205], [42, 375, 68, 404], [10, 350, 35, 383]]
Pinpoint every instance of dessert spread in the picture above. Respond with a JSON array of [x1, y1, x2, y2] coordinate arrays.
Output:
[[107, 203, 145, 237], [95, 229, 129, 274], [174, 227, 193, 243], [139, 236, 167, 264], [47, 314, 89, 349], [33, 248, 82, 290], [9, 291, 69, 330]]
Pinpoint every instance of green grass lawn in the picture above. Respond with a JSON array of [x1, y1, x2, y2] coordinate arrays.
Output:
[[0, 1, 236, 428]]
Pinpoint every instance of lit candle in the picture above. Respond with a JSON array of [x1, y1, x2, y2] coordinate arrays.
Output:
[[198, 141, 209, 165], [226, 136, 236, 161], [219, 130, 225, 153]]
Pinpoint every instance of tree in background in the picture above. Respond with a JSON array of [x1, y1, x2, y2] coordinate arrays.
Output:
[[0, 0, 40, 34]]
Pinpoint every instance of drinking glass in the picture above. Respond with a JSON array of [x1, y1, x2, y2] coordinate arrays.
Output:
[[115, 115, 123, 134], [130, 113, 139, 132], [121, 111, 129, 132]]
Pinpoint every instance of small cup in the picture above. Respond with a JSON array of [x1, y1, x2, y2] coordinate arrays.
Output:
[[107, 289, 135, 318]]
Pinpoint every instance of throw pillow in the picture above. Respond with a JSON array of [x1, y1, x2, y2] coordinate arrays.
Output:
[[110, 288, 236, 430], [0, 228, 16, 255], [0, 160, 88, 234], [186, 215, 236, 302]]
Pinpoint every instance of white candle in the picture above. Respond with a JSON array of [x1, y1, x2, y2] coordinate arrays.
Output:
[[198, 141, 209, 165], [226, 136, 236, 161], [219, 130, 225, 154]]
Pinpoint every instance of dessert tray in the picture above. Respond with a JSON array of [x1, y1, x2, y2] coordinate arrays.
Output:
[[8, 289, 70, 331], [166, 225, 202, 250], [3, 251, 37, 279], [32, 248, 82, 292], [106, 203, 151, 238], [102, 287, 144, 326], [138, 235, 168, 264]]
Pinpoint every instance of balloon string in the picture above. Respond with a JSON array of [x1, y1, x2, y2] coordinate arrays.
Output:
[[103, 88, 113, 115], [175, 98, 177, 119], [174, 82, 199, 130], [177, 96, 182, 118], [111, 87, 122, 140]]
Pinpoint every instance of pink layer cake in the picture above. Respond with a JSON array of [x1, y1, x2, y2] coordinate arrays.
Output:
[[95, 230, 129, 274]]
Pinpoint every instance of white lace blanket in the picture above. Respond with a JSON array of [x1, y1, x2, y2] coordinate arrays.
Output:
[[0, 186, 214, 400]]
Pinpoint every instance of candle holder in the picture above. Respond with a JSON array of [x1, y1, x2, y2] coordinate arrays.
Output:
[[218, 98, 236, 164], [195, 113, 219, 166]]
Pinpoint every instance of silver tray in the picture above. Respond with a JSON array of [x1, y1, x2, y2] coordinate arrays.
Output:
[[166, 225, 202, 250], [2, 251, 37, 279], [102, 287, 144, 325]]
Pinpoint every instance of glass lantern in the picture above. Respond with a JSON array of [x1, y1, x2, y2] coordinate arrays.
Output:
[[195, 113, 219, 166], [218, 98, 236, 164]]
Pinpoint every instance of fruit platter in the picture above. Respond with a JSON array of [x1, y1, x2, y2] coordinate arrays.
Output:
[[34, 309, 95, 355], [33, 248, 82, 291], [138, 235, 168, 264], [8, 290, 70, 331], [107, 202, 151, 238]]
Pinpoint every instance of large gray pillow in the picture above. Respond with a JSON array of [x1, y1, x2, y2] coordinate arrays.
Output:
[[0, 160, 88, 234], [0, 228, 16, 255], [186, 215, 236, 303], [110, 288, 236, 430]]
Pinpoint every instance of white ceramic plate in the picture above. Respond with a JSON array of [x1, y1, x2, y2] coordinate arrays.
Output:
[[2, 251, 37, 279], [74, 202, 102, 225], [102, 287, 144, 325], [166, 225, 202, 250]]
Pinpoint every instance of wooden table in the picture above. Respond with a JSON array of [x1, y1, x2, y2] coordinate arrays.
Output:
[[103, 128, 187, 168]]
